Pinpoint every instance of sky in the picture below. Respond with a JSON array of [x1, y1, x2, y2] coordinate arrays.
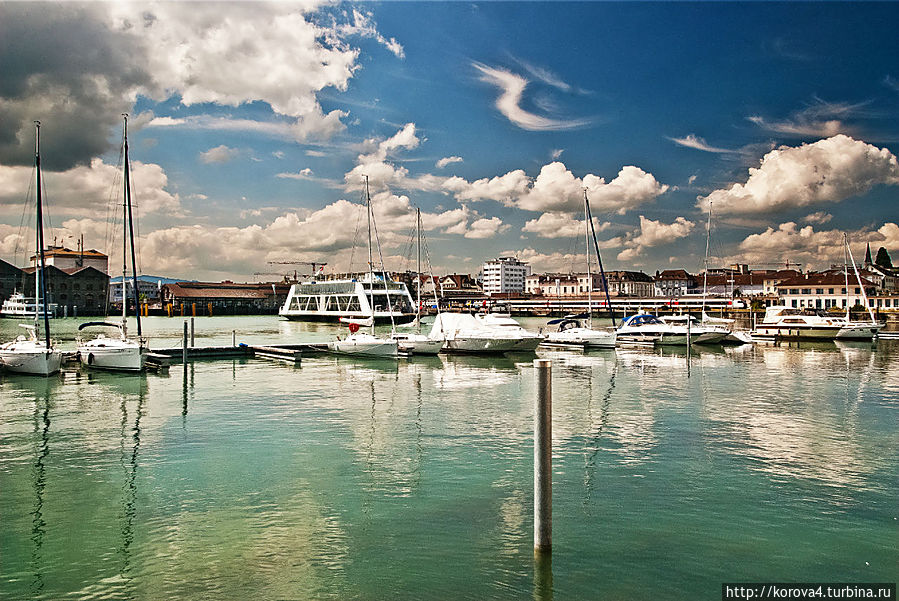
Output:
[[1, 1, 898, 282]]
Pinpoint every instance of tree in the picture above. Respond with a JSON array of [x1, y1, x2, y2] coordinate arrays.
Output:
[[874, 246, 893, 269]]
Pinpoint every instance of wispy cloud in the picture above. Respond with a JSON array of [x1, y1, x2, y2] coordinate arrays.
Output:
[[668, 134, 736, 154], [472, 62, 592, 131], [436, 156, 463, 169], [748, 98, 868, 138]]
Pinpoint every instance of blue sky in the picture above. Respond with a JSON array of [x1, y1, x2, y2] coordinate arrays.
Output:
[[1, 1, 897, 281]]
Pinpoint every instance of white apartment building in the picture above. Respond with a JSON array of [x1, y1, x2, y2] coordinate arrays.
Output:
[[481, 256, 530, 296]]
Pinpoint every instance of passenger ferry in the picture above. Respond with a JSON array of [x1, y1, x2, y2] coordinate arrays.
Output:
[[1, 292, 58, 319], [279, 272, 416, 324]]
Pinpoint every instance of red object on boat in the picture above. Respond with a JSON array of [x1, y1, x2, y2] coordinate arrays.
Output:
[[348, 322, 360, 333]]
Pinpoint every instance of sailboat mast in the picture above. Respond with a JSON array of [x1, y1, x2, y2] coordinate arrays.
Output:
[[583, 190, 593, 329], [843, 233, 851, 320], [365, 176, 375, 335], [123, 114, 142, 337], [585, 192, 616, 326], [701, 201, 711, 318], [416, 207, 422, 331], [845, 235, 877, 323], [34, 121, 51, 348]]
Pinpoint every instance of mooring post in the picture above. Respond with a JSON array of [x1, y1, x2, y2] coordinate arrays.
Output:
[[182, 320, 188, 365], [190, 317, 195, 348], [232, 329, 236, 347], [686, 313, 692, 348], [534, 358, 552, 555]]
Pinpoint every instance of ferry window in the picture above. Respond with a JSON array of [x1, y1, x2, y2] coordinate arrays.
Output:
[[801, 288, 810, 294], [828, 288, 834, 294], [816, 289, 823, 294], [792, 300, 798, 307]]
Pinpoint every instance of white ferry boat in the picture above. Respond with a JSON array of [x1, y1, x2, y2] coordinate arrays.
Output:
[[1, 292, 58, 319], [279, 272, 416, 324]]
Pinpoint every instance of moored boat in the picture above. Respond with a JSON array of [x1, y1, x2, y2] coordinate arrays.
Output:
[[77, 115, 148, 372], [0, 122, 62, 376]]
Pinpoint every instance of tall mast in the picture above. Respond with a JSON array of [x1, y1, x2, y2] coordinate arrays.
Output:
[[365, 176, 375, 335], [416, 207, 422, 331], [585, 191, 616, 326], [843, 233, 851, 320], [123, 114, 142, 337], [845, 234, 877, 324], [701, 200, 711, 318], [583, 189, 593, 328], [34, 121, 51, 348]]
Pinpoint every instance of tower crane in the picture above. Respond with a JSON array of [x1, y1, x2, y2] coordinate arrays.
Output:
[[267, 261, 327, 276]]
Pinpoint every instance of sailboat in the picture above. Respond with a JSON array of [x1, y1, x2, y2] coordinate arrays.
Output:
[[390, 207, 444, 355], [696, 200, 748, 344], [543, 190, 617, 348], [77, 115, 148, 371], [328, 177, 399, 357], [0, 121, 62, 375]]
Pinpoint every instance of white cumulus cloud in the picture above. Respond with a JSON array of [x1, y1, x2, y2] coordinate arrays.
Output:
[[700, 135, 899, 215], [199, 145, 240, 164]]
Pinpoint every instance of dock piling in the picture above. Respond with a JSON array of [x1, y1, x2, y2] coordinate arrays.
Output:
[[232, 330, 236, 347], [534, 358, 552, 554], [182, 320, 188, 365], [190, 317, 195, 348]]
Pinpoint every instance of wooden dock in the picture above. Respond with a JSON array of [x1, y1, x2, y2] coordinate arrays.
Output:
[[151, 343, 330, 365]]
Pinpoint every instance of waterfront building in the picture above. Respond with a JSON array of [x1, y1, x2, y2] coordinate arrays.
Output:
[[775, 272, 878, 310], [697, 272, 767, 297], [762, 269, 802, 295], [480, 257, 530, 296], [654, 269, 694, 298], [162, 281, 292, 315], [0, 258, 24, 304], [605, 270, 655, 297], [18, 264, 109, 316], [31, 245, 108, 274], [108, 275, 184, 305]]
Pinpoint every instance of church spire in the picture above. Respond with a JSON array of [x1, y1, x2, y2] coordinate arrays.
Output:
[[864, 242, 872, 266]]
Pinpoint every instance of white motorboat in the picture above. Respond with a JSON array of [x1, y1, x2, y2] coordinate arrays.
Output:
[[615, 313, 671, 344], [0, 326, 62, 375], [77, 322, 147, 371], [429, 313, 525, 354], [391, 332, 443, 355], [77, 116, 148, 372], [701, 311, 752, 345], [753, 306, 881, 341], [1, 292, 57, 319], [0, 122, 62, 376], [659, 314, 728, 345], [543, 314, 617, 348], [475, 312, 543, 351]]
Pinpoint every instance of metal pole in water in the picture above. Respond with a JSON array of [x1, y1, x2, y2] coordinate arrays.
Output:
[[534, 358, 552, 554], [232, 329, 236, 347], [190, 317, 195, 348], [182, 320, 188, 365], [686, 312, 692, 348]]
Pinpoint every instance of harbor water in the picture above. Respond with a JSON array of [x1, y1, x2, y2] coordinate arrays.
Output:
[[1, 316, 897, 600]]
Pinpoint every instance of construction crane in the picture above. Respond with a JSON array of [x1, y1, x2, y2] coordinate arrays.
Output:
[[753, 261, 802, 270], [267, 261, 327, 276], [253, 271, 296, 282]]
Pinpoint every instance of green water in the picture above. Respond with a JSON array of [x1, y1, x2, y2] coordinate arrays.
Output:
[[1, 317, 897, 600]]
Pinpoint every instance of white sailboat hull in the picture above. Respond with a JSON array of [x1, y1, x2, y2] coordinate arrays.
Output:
[[543, 327, 617, 348], [78, 339, 147, 371], [328, 333, 398, 357], [392, 334, 444, 355], [0, 340, 61, 375]]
